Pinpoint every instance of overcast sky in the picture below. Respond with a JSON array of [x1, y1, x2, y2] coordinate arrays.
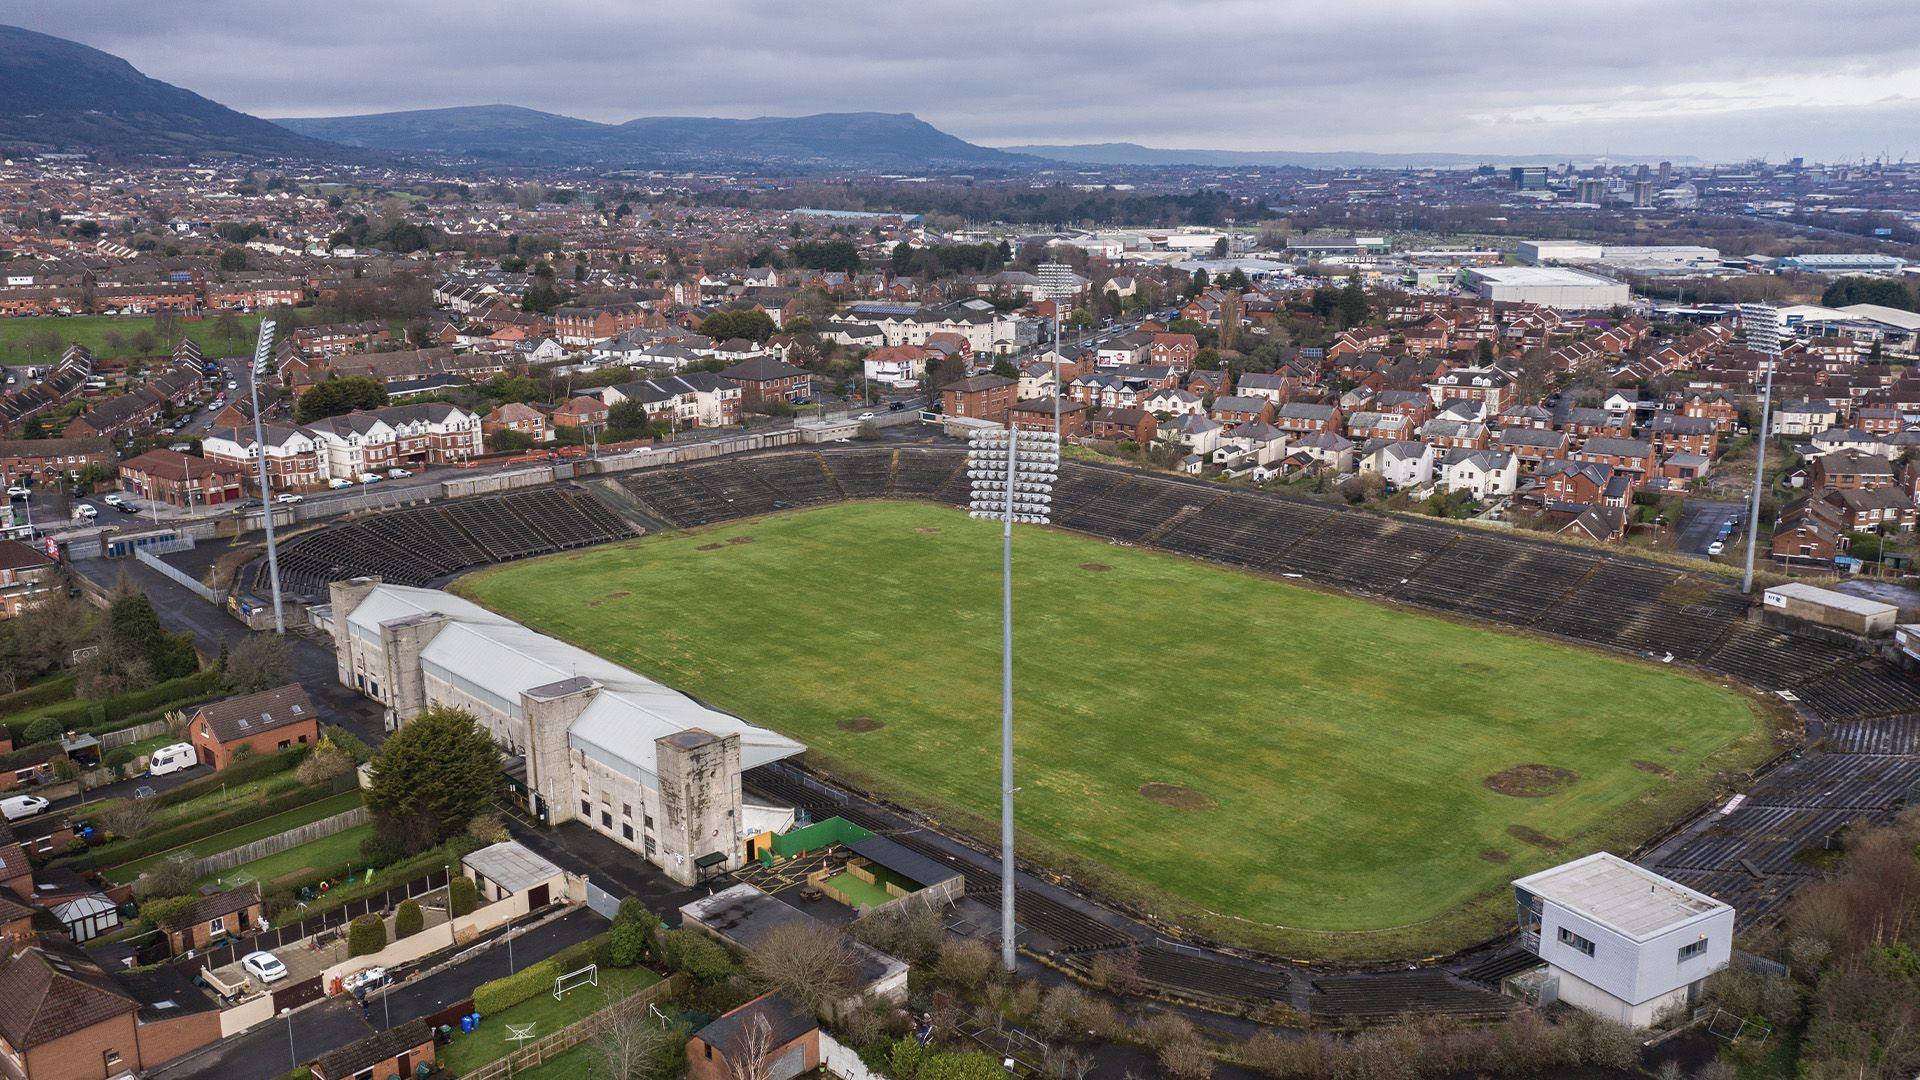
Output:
[[8, 0, 1920, 162]]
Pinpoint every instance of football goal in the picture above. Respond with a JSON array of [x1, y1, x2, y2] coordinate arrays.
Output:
[[554, 964, 598, 1000]]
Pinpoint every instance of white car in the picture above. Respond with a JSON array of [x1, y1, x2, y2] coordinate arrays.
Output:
[[858, 412, 875, 421], [387, 468, 411, 478], [275, 493, 305, 504], [227, 380, 239, 390], [241, 951, 288, 984], [329, 478, 353, 490], [5, 486, 27, 500], [1707, 540, 1725, 556], [357, 473, 382, 484], [102, 493, 126, 507], [0, 794, 49, 821]]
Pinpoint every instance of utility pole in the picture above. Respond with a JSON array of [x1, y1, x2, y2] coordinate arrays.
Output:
[[248, 321, 286, 632], [1739, 303, 1783, 594]]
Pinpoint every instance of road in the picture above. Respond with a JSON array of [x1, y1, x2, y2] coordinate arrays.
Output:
[[1675, 498, 1746, 558], [155, 908, 608, 1080]]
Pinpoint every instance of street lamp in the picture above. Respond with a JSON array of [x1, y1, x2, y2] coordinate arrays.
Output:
[[1738, 303, 1783, 595], [249, 320, 286, 632], [966, 425, 1059, 972], [281, 1007, 296, 1069]]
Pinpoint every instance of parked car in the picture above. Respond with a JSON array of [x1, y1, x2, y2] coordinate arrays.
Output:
[[147, 743, 197, 776], [858, 412, 875, 421], [115, 503, 140, 515], [1707, 540, 1726, 556], [236, 499, 264, 511], [168, 443, 192, 453], [387, 468, 412, 478], [275, 493, 305, 504], [102, 493, 126, 507], [72, 504, 97, 521], [5, 486, 28, 500], [329, 478, 353, 489], [241, 951, 288, 985], [0, 794, 49, 821], [226, 380, 239, 390], [357, 473, 382, 484]]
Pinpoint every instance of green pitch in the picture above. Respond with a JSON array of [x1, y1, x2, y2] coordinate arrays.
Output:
[[456, 500, 1772, 958], [0, 313, 265, 363]]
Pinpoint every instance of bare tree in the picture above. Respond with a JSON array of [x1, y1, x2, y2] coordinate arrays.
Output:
[[587, 1001, 672, 1080], [96, 796, 156, 839], [727, 1012, 778, 1080], [743, 920, 856, 1018], [223, 633, 292, 694]]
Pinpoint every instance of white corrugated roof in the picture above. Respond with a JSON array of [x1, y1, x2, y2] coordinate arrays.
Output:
[[1765, 581, 1898, 618], [353, 584, 805, 786]]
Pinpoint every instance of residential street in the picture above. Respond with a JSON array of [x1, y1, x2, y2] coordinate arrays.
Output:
[[154, 908, 607, 1080]]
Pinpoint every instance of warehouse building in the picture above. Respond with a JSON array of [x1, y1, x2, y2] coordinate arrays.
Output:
[[1458, 266, 1631, 310], [320, 579, 806, 884], [1762, 582, 1899, 637]]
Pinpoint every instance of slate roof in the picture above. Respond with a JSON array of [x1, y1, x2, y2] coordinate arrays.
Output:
[[193, 684, 315, 744], [0, 942, 138, 1049], [313, 1021, 434, 1080], [157, 885, 259, 931]]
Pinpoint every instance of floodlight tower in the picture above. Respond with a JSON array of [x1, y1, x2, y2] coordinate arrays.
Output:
[[248, 320, 286, 632], [1037, 262, 1079, 438], [966, 425, 1059, 972], [1738, 302, 1784, 595]]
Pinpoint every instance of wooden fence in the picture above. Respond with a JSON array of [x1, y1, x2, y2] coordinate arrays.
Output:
[[99, 719, 170, 751], [461, 974, 687, 1080], [192, 806, 371, 878]]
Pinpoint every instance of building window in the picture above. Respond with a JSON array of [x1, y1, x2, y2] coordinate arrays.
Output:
[[278, 740, 291, 750], [622, 803, 631, 818], [210, 916, 224, 935], [643, 815, 654, 830], [622, 823, 633, 841], [1558, 927, 1596, 957], [104, 1050, 121, 1069], [580, 799, 591, 817], [601, 811, 612, 829], [1678, 939, 1709, 961]]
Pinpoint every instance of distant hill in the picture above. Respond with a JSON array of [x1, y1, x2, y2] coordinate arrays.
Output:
[[0, 24, 340, 159], [275, 107, 1026, 170], [1007, 142, 1691, 170]]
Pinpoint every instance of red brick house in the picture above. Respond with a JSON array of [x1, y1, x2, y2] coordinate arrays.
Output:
[[186, 684, 319, 770], [117, 451, 246, 508], [1570, 436, 1655, 475], [686, 993, 819, 1080], [1008, 396, 1088, 437], [1148, 333, 1199, 369], [0, 438, 114, 486], [482, 402, 550, 444], [310, 1021, 436, 1080], [1680, 391, 1740, 433], [0, 939, 219, 1080], [552, 395, 611, 431], [941, 374, 1016, 423], [1209, 395, 1275, 426], [720, 357, 812, 406], [1274, 401, 1341, 435], [1088, 407, 1157, 444], [1772, 499, 1849, 565], [1811, 450, 1896, 491], [158, 885, 263, 955]]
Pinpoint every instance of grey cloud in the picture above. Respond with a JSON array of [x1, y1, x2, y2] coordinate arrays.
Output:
[[3, 0, 1918, 160]]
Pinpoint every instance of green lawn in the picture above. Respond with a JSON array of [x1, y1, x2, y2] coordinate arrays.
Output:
[[0, 313, 263, 363], [455, 501, 1774, 958], [104, 791, 366, 884], [440, 967, 662, 1075], [201, 822, 374, 892]]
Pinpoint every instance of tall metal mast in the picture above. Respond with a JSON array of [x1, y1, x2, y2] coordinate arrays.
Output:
[[248, 320, 286, 632]]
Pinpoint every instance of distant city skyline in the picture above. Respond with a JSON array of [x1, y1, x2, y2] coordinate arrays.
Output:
[[5, 0, 1919, 163]]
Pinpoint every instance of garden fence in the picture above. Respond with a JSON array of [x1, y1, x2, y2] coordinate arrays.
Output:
[[460, 974, 686, 1080]]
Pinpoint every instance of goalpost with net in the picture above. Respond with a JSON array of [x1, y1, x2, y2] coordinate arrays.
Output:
[[553, 964, 598, 1000]]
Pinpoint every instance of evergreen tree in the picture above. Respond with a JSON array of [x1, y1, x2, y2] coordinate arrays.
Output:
[[366, 706, 502, 854]]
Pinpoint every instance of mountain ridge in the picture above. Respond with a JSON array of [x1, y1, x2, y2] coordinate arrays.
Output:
[[1006, 141, 1696, 169]]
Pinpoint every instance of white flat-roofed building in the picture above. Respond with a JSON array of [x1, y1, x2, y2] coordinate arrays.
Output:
[[1513, 852, 1732, 1028], [1762, 582, 1899, 637], [1459, 266, 1631, 310]]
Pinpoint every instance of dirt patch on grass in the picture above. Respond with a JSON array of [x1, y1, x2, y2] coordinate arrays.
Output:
[[1506, 825, 1565, 851], [837, 716, 884, 733], [696, 543, 725, 551], [1478, 849, 1511, 863], [727, 535, 754, 544], [1080, 562, 1112, 572], [1632, 760, 1677, 779], [1139, 783, 1216, 812], [914, 527, 943, 534], [1484, 764, 1578, 798]]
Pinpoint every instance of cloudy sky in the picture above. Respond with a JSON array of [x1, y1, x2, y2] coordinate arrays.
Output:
[[7, 0, 1920, 161]]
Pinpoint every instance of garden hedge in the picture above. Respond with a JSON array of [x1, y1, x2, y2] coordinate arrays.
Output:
[[471, 935, 609, 1015], [394, 900, 423, 939], [74, 771, 355, 872], [347, 913, 386, 957], [4, 669, 221, 744]]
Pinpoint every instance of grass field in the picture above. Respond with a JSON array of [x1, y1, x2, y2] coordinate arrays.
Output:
[[0, 313, 265, 363], [104, 791, 366, 884], [200, 822, 374, 892], [439, 966, 662, 1075], [456, 501, 1775, 958]]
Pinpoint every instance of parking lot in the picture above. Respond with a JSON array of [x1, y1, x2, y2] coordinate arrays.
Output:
[[1676, 498, 1746, 558]]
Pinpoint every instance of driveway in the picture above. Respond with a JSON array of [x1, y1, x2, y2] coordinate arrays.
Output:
[[1675, 498, 1745, 558]]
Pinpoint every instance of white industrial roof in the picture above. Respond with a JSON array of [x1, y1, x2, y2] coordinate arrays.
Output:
[[1468, 266, 1624, 286], [461, 841, 563, 894], [1839, 304, 1920, 332], [1514, 852, 1727, 940], [1764, 581, 1898, 618], [350, 584, 806, 786]]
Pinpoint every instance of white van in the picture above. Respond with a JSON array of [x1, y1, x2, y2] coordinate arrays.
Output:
[[72, 504, 97, 522], [147, 742, 197, 776], [0, 794, 49, 821]]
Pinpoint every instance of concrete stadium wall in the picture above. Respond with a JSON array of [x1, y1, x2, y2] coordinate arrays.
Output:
[[135, 549, 220, 603], [191, 807, 370, 878], [581, 430, 805, 477], [440, 467, 556, 499]]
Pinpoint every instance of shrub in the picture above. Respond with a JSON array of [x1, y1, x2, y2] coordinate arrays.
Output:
[[104, 746, 134, 771], [465, 811, 509, 845], [933, 938, 995, 990], [916, 1052, 1006, 1080], [23, 716, 62, 744], [609, 900, 658, 967], [473, 957, 562, 1014], [393, 900, 423, 939], [295, 748, 356, 785], [1158, 1039, 1215, 1080], [137, 894, 194, 929], [1134, 1010, 1197, 1051], [656, 929, 735, 983], [448, 875, 478, 916], [346, 913, 386, 957]]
